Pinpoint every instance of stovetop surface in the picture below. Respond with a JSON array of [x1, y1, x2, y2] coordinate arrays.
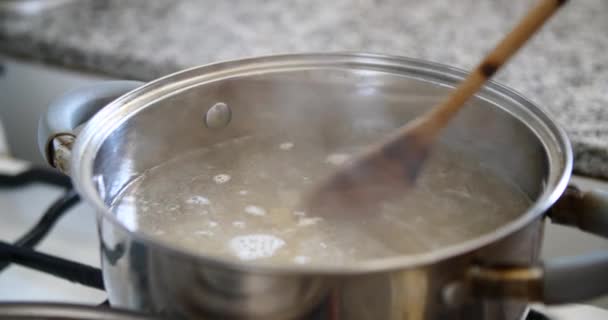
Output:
[[0, 182, 104, 303]]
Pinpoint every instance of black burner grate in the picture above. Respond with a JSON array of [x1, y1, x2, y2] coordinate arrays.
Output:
[[0, 166, 104, 291]]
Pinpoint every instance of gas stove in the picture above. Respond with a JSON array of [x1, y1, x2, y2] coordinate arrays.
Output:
[[0, 157, 606, 320]]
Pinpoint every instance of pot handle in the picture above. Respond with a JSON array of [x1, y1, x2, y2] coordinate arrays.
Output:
[[38, 81, 143, 173], [549, 186, 608, 238], [543, 186, 608, 303], [468, 185, 608, 305]]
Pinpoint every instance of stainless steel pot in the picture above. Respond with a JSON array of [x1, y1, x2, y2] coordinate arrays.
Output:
[[38, 53, 608, 320]]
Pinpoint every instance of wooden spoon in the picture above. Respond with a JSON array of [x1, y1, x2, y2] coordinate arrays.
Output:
[[305, 0, 567, 216]]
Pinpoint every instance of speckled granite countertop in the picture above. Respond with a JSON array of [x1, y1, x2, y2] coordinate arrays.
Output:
[[1, 0, 607, 178]]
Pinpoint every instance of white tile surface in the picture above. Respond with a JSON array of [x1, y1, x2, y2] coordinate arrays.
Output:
[[0, 184, 105, 303]]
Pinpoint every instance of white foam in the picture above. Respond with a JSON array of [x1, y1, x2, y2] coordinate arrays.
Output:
[[215, 141, 229, 148], [229, 234, 285, 260], [194, 230, 214, 236], [298, 217, 323, 227], [232, 221, 246, 228], [325, 153, 351, 166], [293, 256, 311, 264], [444, 189, 472, 199], [238, 190, 249, 195], [208, 221, 219, 228], [121, 195, 135, 203], [279, 142, 294, 150], [213, 174, 231, 184], [187, 195, 210, 205], [245, 205, 266, 216], [232, 135, 252, 144], [293, 210, 307, 217]]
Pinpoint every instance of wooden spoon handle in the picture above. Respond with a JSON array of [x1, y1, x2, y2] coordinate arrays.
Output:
[[420, 0, 566, 133], [305, 0, 567, 218]]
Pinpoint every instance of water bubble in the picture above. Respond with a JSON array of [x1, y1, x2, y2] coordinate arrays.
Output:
[[213, 174, 231, 184], [245, 205, 266, 216], [293, 210, 307, 217], [194, 230, 214, 236], [232, 135, 252, 144], [204, 102, 232, 129], [298, 217, 323, 227], [325, 153, 351, 166], [229, 234, 285, 260], [293, 256, 311, 264], [208, 221, 219, 228], [187, 195, 210, 205], [232, 221, 246, 228], [153, 230, 166, 236], [279, 142, 294, 150], [238, 190, 249, 196], [444, 189, 472, 199], [167, 204, 180, 211]]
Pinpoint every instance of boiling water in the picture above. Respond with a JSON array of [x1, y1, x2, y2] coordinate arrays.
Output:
[[111, 135, 530, 266]]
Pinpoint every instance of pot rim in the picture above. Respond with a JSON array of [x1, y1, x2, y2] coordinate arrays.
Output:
[[70, 52, 573, 275]]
